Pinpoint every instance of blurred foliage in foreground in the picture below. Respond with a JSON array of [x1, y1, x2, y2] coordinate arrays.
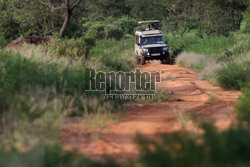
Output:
[[137, 124, 250, 167], [0, 143, 119, 167], [2, 122, 250, 167]]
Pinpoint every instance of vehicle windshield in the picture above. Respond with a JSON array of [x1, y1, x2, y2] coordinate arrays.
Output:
[[141, 36, 164, 45]]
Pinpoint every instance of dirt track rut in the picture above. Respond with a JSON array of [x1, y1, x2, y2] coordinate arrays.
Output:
[[60, 64, 241, 160]]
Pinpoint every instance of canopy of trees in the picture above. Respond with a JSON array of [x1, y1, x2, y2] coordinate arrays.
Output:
[[0, 0, 249, 43]]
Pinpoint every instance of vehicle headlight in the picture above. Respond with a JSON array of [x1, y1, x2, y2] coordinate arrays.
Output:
[[142, 48, 149, 53], [163, 47, 168, 51]]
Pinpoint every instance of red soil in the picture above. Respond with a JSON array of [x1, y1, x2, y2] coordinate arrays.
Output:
[[60, 63, 241, 161]]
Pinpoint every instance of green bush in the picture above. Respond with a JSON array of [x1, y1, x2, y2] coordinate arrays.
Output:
[[170, 30, 250, 90], [82, 21, 94, 35], [105, 25, 124, 40], [0, 51, 87, 105], [0, 142, 119, 167], [166, 32, 199, 62], [50, 38, 94, 58], [0, 51, 82, 144], [0, 50, 126, 145], [85, 23, 106, 41], [217, 62, 250, 90], [241, 7, 250, 33], [89, 38, 135, 71], [114, 17, 138, 35], [137, 124, 250, 167], [230, 32, 250, 56], [184, 35, 234, 56], [237, 85, 250, 123]]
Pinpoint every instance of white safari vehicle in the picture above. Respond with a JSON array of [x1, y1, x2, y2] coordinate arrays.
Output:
[[135, 20, 170, 65]]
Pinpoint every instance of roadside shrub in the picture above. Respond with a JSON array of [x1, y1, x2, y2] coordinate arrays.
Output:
[[176, 52, 222, 82], [217, 62, 250, 90], [50, 38, 94, 58], [0, 142, 119, 167], [0, 50, 125, 147], [85, 23, 106, 41], [137, 124, 250, 167], [8, 43, 82, 70], [89, 38, 136, 71], [230, 32, 250, 56], [0, 51, 87, 102], [105, 25, 124, 40], [184, 35, 234, 56], [176, 52, 207, 70], [0, 88, 67, 147], [237, 85, 250, 123], [166, 32, 199, 62], [0, 52, 55, 95]]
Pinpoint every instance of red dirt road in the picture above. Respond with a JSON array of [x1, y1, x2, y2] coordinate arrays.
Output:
[[60, 63, 241, 160]]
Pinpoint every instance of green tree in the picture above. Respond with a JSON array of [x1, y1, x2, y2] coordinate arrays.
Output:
[[87, 0, 130, 18], [206, 0, 248, 35], [128, 0, 164, 20], [38, 0, 82, 38], [0, 0, 63, 41]]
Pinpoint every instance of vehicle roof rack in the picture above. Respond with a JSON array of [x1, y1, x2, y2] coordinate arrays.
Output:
[[138, 20, 160, 25]]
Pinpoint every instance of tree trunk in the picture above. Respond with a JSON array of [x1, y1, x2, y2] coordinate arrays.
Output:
[[59, 9, 71, 38]]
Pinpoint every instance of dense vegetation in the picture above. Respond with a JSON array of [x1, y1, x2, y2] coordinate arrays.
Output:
[[0, 0, 250, 166], [175, 31, 250, 88], [0, 0, 249, 46]]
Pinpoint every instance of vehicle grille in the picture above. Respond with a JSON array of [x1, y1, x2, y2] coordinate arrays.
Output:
[[149, 47, 162, 53]]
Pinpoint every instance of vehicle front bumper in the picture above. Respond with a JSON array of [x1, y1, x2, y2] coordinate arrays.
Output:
[[142, 52, 169, 59]]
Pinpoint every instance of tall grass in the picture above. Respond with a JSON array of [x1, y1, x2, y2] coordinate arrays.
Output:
[[0, 36, 135, 148], [9, 37, 136, 72], [184, 35, 234, 56], [89, 38, 136, 71], [1, 88, 66, 147], [175, 30, 250, 127], [165, 31, 199, 62], [217, 62, 250, 90], [176, 52, 223, 83], [175, 31, 250, 89], [0, 51, 87, 98]]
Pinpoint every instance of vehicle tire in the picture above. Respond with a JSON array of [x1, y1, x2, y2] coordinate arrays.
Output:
[[160, 58, 165, 64], [140, 55, 146, 65], [166, 52, 171, 64], [137, 57, 140, 64], [161, 57, 168, 64], [161, 53, 171, 64]]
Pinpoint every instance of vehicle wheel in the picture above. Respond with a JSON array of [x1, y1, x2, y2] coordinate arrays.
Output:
[[161, 57, 168, 64], [161, 54, 171, 64], [137, 57, 140, 64], [140, 55, 146, 65], [166, 52, 171, 64], [160, 58, 165, 64]]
